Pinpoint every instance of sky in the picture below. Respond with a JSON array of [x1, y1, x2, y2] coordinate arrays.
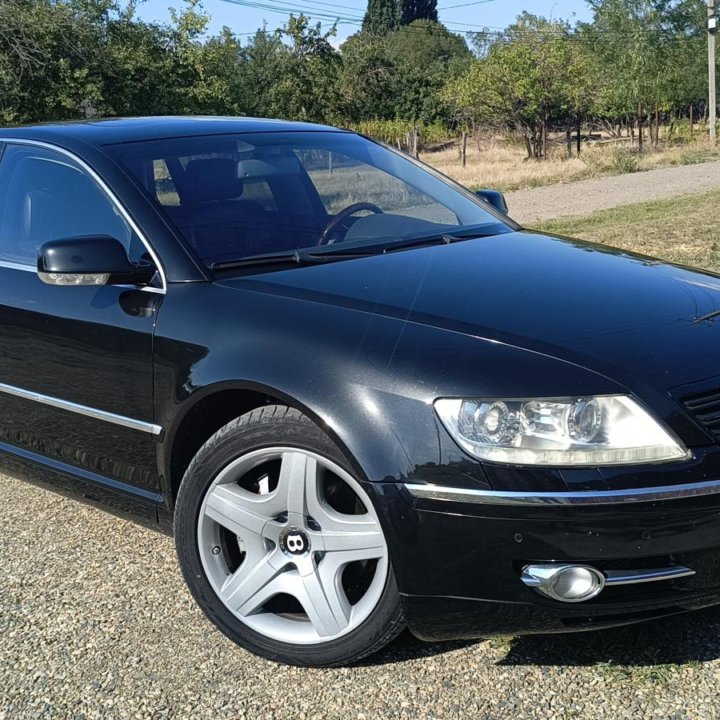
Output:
[[132, 0, 594, 42]]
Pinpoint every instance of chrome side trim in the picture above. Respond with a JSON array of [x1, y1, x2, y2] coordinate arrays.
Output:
[[0, 260, 37, 272], [0, 381, 162, 435], [0, 438, 162, 502], [0, 138, 167, 293], [0, 260, 165, 295], [604, 566, 696, 586], [403, 479, 720, 506]]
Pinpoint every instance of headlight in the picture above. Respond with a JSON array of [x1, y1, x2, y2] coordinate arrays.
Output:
[[434, 396, 689, 466]]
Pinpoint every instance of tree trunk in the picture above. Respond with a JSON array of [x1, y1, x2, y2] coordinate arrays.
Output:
[[576, 116, 582, 156], [637, 103, 644, 153], [566, 125, 573, 158], [523, 131, 533, 160], [648, 112, 653, 146], [655, 102, 660, 144], [690, 103, 694, 133], [461, 131, 467, 167]]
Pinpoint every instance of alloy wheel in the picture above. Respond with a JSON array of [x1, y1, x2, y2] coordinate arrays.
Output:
[[197, 447, 389, 644]]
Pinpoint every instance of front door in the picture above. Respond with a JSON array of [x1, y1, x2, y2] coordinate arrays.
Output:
[[0, 141, 163, 516]]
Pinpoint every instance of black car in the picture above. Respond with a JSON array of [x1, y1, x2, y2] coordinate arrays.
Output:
[[2, 117, 720, 667]]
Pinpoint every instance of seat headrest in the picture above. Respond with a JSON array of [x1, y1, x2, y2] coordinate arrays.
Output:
[[182, 158, 243, 204]]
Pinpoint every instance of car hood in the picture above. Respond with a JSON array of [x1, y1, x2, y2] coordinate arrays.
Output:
[[218, 231, 720, 394]]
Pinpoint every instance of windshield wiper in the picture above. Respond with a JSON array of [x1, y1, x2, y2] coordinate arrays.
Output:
[[211, 249, 367, 271], [378, 228, 501, 254], [211, 225, 506, 271]]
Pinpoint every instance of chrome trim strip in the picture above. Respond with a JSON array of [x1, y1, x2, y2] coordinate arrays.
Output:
[[0, 381, 162, 435], [0, 260, 35, 272], [604, 566, 696, 586], [0, 438, 162, 502], [0, 138, 167, 293], [403, 479, 720, 506], [0, 260, 165, 295]]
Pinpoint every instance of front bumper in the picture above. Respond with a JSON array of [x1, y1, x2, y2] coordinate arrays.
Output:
[[372, 479, 720, 640]]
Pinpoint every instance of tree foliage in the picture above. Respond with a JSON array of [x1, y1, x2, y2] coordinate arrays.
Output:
[[362, 0, 398, 36], [400, 0, 439, 24], [446, 14, 591, 156], [446, 0, 713, 156], [0, 0, 715, 156], [362, 0, 438, 35]]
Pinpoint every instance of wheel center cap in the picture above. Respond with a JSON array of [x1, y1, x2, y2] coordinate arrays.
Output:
[[279, 527, 311, 557]]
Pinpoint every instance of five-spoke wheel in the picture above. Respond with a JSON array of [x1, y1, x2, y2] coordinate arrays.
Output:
[[198, 447, 388, 643], [174, 406, 404, 666]]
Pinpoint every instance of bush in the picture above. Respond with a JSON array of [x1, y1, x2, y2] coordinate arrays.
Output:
[[346, 119, 451, 147], [610, 147, 641, 174], [668, 119, 705, 143]]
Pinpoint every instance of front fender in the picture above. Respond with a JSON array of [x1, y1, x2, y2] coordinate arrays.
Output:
[[152, 282, 624, 493]]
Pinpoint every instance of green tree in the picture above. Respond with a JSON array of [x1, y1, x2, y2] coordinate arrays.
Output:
[[341, 20, 469, 124], [387, 20, 470, 123], [0, 0, 105, 123], [265, 15, 341, 123], [339, 32, 397, 120], [399, 0, 438, 24], [583, 0, 707, 146], [362, 0, 398, 36], [446, 14, 583, 158], [233, 29, 284, 118]]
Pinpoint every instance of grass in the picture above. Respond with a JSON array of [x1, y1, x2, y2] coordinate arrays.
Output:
[[535, 189, 720, 273], [594, 660, 685, 687], [421, 138, 720, 193]]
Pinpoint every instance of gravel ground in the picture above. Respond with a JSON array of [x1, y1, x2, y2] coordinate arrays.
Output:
[[3, 474, 720, 720], [6, 167, 720, 719], [506, 159, 720, 225]]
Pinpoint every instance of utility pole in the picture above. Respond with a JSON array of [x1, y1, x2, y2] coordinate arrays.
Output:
[[709, 0, 717, 145]]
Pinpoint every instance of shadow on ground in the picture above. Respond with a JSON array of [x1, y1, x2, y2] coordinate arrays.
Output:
[[357, 629, 476, 666], [501, 605, 720, 667], [361, 605, 720, 668]]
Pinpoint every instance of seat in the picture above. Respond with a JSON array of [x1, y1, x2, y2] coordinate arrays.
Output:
[[172, 158, 275, 262]]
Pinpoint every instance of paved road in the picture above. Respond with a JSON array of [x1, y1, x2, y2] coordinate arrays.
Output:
[[506, 159, 720, 225], [3, 474, 720, 720]]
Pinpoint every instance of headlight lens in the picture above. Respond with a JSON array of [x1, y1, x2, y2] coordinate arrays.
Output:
[[434, 396, 689, 466]]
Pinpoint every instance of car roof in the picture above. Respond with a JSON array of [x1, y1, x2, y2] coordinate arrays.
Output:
[[0, 116, 348, 147]]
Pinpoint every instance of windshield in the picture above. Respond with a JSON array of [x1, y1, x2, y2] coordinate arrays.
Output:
[[108, 131, 511, 270]]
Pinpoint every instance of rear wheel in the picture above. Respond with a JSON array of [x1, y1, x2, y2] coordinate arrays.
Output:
[[174, 405, 405, 666]]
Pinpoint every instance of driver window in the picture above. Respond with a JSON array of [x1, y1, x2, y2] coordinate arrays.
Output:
[[0, 144, 142, 266], [295, 148, 458, 226]]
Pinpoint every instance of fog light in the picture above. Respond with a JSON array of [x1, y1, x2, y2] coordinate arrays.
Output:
[[521, 564, 605, 603]]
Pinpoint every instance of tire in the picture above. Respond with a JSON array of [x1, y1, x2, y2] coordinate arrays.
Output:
[[174, 405, 405, 667]]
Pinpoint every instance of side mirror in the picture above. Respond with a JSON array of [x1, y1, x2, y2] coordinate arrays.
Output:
[[37, 236, 156, 287], [475, 189, 508, 215]]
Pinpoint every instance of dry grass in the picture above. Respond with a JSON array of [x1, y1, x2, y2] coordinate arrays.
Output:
[[535, 189, 720, 273], [421, 138, 720, 193]]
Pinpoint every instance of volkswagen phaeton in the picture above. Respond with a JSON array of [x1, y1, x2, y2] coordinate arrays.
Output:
[[1, 117, 720, 666]]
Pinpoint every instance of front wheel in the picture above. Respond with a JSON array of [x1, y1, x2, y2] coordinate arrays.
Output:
[[174, 405, 405, 666]]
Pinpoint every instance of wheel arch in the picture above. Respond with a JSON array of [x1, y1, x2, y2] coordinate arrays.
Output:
[[160, 380, 370, 507]]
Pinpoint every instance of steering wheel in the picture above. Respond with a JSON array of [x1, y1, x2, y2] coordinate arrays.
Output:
[[318, 202, 384, 245]]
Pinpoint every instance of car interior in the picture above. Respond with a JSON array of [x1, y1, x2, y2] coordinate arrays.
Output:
[[0, 150, 138, 265], [123, 143, 461, 267]]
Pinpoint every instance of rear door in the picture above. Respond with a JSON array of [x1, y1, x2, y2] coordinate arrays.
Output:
[[0, 141, 163, 515]]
